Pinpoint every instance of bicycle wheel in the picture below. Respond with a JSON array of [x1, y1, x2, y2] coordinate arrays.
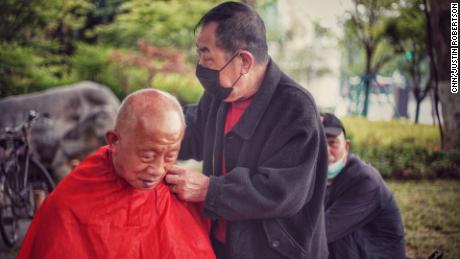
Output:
[[28, 156, 55, 193], [12, 156, 55, 219], [0, 183, 19, 248], [22, 157, 55, 218]]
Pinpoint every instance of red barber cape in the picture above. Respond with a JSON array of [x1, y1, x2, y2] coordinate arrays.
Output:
[[18, 146, 215, 259]]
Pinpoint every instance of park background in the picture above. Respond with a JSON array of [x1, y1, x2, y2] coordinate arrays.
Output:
[[0, 0, 458, 258]]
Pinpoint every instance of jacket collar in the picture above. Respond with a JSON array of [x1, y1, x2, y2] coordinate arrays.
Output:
[[231, 59, 282, 140]]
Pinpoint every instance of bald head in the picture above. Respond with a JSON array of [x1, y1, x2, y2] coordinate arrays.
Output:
[[115, 89, 185, 136], [107, 89, 185, 190]]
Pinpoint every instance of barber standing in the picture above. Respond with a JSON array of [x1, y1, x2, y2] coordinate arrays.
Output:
[[166, 2, 329, 259]]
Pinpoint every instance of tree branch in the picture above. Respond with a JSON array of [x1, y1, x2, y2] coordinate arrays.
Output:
[[373, 55, 393, 74]]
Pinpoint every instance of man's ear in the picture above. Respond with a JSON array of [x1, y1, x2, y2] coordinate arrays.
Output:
[[239, 50, 254, 75], [345, 139, 351, 153], [105, 130, 119, 149]]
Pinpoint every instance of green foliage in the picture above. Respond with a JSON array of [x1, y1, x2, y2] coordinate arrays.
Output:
[[0, 0, 240, 102], [0, 0, 59, 42], [342, 117, 460, 179], [0, 43, 76, 97], [428, 150, 460, 178], [384, 0, 431, 123], [79, 0, 127, 42], [0, 0, 90, 43], [71, 43, 111, 82], [0, 0, 96, 97], [341, 0, 397, 77], [70, 43, 132, 98], [341, 0, 403, 115], [384, 0, 430, 82], [152, 73, 203, 105], [69, 42, 203, 103], [95, 0, 224, 53]]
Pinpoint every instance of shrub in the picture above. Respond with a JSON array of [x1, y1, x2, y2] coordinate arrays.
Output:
[[343, 117, 458, 179], [70, 43, 111, 83], [0, 42, 76, 97], [428, 150, 460, 179]]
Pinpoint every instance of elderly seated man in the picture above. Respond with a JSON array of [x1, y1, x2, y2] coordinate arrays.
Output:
[[18, 89, 215, 259]]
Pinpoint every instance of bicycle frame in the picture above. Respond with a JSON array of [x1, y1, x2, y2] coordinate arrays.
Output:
[[0, 111, 56, 248]]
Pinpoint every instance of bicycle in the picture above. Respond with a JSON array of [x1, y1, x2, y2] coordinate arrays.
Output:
[[0, 110, 56, 248]]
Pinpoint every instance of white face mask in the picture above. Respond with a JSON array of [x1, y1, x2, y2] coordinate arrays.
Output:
[[327, 154, 346, 179]]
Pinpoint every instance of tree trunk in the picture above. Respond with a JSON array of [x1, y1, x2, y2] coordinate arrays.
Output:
[[430, 0, 460, 150], [415, 97, 421, 124], [439, 82, 460, 149], [362, 75, 371, 117], [362, 48, 373, 117]]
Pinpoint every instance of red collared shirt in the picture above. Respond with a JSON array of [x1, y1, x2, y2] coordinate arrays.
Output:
[[214, 96, 254, 243]]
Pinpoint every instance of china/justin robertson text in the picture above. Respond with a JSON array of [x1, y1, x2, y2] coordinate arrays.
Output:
[[452, 3, 458, 94]]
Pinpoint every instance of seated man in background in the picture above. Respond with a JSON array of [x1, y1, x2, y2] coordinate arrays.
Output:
[[321, 113, 406, 259], [18, 89, 215, 259]]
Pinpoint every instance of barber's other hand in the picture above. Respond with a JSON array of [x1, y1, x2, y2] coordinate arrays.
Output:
[[165, 166, 209, 202]]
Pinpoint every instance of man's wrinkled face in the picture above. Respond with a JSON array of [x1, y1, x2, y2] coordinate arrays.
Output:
[[108, 111, 183, 190], [196, 22, 247, 102], [326, 132, 350, 165]]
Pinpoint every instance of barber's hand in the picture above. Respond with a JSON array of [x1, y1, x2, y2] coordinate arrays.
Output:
[[165, 166, 210, 202]]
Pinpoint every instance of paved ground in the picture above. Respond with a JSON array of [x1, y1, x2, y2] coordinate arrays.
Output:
[[0, 219, 31, 258]]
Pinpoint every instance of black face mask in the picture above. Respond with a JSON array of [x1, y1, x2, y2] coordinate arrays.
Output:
[[195, 53, 243, 100]]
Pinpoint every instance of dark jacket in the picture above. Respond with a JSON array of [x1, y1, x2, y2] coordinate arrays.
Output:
[[325, 154, 405, 259], [179, 60, 329, 259]]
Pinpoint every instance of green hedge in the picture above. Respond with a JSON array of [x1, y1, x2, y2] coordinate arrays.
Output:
[[342, 117, 460, 179]]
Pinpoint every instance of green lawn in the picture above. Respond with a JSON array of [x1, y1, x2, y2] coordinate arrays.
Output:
[[387, 180, 460, 259]]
